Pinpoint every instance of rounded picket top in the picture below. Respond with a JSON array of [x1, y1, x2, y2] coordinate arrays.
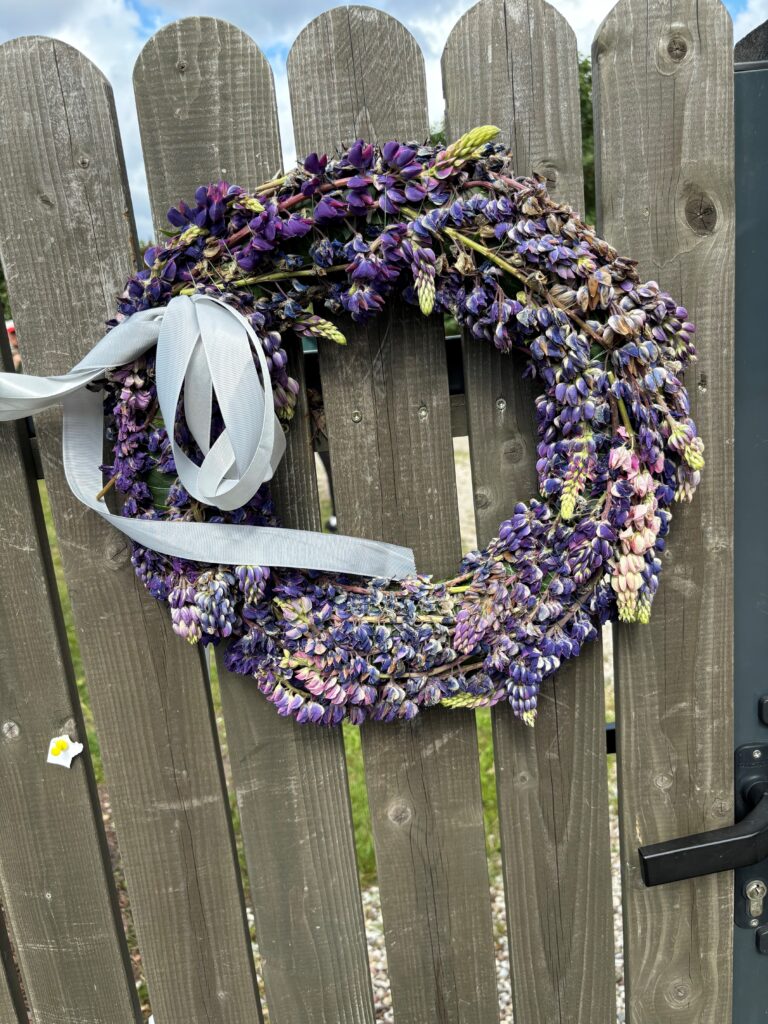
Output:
[[592, 0, 734, 259], [0, 35, 138, 364], [287, 5, 429, 158], [592, 0, 733, 87], [134, 16, 283, 235], [442, 0, 583, 210]]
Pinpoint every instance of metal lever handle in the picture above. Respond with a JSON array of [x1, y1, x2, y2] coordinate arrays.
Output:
[[639, 783, 768, 886]]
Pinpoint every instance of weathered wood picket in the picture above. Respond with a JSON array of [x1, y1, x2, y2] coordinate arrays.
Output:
[[0, 1, 734, 1022]]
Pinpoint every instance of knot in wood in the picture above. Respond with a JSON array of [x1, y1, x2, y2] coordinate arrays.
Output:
[[532, 160, 558, 191], [78, 154, 90, 169], [501, 438, 525, 464], [473, 486, 492, 511], [665, 978, 692, 1008], [667, 35, 688, 61], [104, 536, 130, 570], [387, 800, 412, 826], [711, 794, 730, 819], [685, 191, 717, 234]]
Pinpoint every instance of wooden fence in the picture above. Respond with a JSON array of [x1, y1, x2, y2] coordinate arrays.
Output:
[[0, 0, 734, 1022]]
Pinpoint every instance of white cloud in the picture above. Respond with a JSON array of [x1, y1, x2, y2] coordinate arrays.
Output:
[[0, 0, 153, 235], [0, 0, 754, 239], [733, 0, 768, 42]]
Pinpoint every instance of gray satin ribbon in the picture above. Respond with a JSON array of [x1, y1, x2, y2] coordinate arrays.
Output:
[[0, 295, 416, 580]]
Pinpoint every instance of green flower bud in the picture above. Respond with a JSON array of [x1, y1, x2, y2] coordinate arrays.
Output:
[[444, 125, 501, 163], [241, 196, 265, 213], [178, 225, 207, 245]]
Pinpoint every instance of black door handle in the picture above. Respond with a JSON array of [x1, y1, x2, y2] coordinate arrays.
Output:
[[639, 781, 768, 886]]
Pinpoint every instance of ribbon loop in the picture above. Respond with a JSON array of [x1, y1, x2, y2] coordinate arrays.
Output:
[[154, 294, 284, 511], [0, 296, 416, 581]]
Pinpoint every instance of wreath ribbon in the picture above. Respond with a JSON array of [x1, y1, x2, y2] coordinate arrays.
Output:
[[0, 294, 416, 580]]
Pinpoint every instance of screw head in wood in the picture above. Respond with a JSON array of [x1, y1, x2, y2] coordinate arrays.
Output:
[[176, 59, 188, 73], [351, 409, 362, 423], [417, 404, 428, 421], [1, 721, 20, 740], [496, 397, 507, 411]]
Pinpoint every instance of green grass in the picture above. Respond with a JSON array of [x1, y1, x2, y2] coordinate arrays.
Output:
[[39, 482, 103, 783]]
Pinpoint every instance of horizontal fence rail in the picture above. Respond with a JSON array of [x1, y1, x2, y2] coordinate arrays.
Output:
[[0, 1, 735, 1022]]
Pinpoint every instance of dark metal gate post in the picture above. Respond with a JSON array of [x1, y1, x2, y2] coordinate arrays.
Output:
[[734, 25, 768, 1020]]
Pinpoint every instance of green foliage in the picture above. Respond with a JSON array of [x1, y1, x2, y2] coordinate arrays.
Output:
[[39, 483, 103, 782], [0, 260, 9, 320], [579, 55, 596, 225], [429, 122, 447, 147], [342, 724, 377, 883]]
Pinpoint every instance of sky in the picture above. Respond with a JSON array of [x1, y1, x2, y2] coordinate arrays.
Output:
[[0, 0, 763, 240]]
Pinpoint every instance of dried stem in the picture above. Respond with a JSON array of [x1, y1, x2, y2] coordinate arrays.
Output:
[[95, 475, 117, 502], [443, 227, 610, 350]]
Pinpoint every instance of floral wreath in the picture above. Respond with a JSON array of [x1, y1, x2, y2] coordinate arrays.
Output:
[[103, 126, 703, 727]]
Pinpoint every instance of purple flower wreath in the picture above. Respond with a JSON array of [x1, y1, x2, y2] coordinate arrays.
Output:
[[102, 126, 703, 727]]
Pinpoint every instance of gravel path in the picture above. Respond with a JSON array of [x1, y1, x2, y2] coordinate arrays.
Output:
[[248, 819, 625, 1023], [356, 848, 625, 1023]]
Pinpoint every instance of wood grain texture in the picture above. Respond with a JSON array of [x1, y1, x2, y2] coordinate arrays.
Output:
[[0, 323, 139, 1022], [315, 307, 463, 561], [0, 905, 23, 1024], [287, 6, 431, 152], [136, 18, 374, 1023], [290, 11, 498, 1023], [134, 16, 283, 231], [443, 0, 584, 214], [215, 664, 376, 1024], [0, 37, 261, 1024], [593, 1, 735, 1020], [267, 335, 324, 528], [444, 3, 616, 1020], [0, 978, 18, 1024]]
